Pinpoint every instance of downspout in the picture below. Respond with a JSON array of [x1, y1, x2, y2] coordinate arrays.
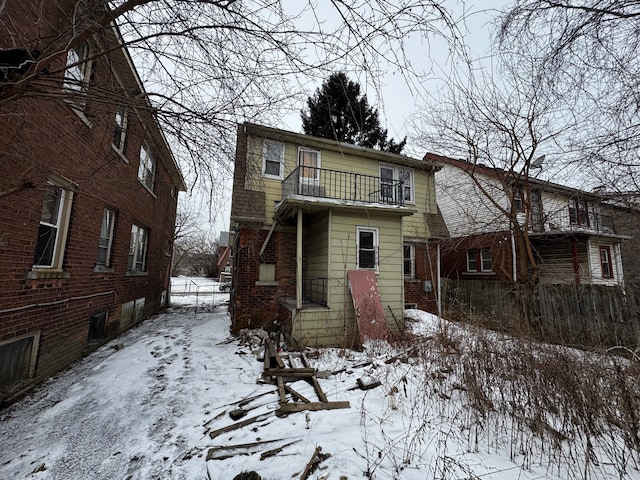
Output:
[[437, 242, 442, 317], [296, 209, 303, 310], [511, 232, 517, 282]]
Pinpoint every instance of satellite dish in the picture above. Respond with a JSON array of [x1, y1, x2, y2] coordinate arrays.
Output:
[[531, 155, 545, 168]]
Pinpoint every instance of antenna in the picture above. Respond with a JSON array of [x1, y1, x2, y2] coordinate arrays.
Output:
[[531, 155, 545, 168]]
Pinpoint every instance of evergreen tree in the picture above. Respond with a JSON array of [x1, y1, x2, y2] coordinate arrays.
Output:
[[301, 72, 406, 154]]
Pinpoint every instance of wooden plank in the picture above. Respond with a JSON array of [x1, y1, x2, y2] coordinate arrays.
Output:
[[301, 446, 322, 480], [276, 376, 287, 404], [209, 412, 273, 439], [283, 384, 311, 403], [265, 368, 316, 377], [260, 440, 301, 461], [347, 270, 389, 345], [310, 376, 328, 403], [278, 401, 350, 413]]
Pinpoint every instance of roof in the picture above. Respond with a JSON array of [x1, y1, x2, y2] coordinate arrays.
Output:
[[424, 152, 602, 201], [242, 122, 441, 172]]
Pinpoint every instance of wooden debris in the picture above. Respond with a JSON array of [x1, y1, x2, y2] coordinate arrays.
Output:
[[356, 378, 382, 391], [283, 384, 311, 403], [209, 412, 274, 439], [279, 401, 351, 413], [206, 439, 286, 461], [300, 446, 322, 480], [259, 440, 300, 460]]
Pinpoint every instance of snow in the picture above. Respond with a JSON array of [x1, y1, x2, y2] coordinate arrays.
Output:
[[0, 278, 638, 479]]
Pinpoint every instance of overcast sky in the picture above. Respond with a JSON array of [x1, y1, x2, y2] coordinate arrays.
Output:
[[191, 1, 511, 239]]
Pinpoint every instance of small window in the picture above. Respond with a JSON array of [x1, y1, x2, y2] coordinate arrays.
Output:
[[600, 246, 614, 278], [128, 224, 149, 272], [263, 140, 284, 179], [259, 264, 276, 282], [403, 243, 415, 278], [514, 192, 524, 213], [33, 184, 73, 269], [97, 208, 115, 267], [63, 43, 91, 104], [357, 227, 378, 270], [298, 148, 321, 184], [138, 142, 156, 190], [466, 248, 492, 273], [113, 107, 128, 152]]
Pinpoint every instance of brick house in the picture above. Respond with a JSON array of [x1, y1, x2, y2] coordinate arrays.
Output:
[[430, 154, 629, 286], [0, 3, 185, 404], [229, 123, 448, 347]]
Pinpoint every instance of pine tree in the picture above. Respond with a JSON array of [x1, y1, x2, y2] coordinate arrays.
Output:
[[300, 72, 406, 154]]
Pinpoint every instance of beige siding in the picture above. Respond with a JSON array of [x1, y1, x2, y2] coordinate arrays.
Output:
[[292, 308, 358, 348], [587, 239, 624, 286], [307, 212, 329, 280]]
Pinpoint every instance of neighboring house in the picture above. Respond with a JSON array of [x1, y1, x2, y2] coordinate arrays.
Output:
[[0, 4, 185, 403], [429, 154, 629, 286], [217, 231, 232, 282], [229, 123, 448, 347]]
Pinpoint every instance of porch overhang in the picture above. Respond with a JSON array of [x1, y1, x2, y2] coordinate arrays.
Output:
[[528, 231, 632, 241], [273, 196, 416, 222]]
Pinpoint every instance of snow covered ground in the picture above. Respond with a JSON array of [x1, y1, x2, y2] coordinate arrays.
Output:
[[0, 278, 638, 479]]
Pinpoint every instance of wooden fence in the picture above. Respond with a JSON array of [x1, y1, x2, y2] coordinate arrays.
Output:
[[442, 279, 640, 348]]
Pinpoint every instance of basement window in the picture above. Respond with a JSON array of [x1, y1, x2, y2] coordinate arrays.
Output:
[[0, 334, 40, 390]]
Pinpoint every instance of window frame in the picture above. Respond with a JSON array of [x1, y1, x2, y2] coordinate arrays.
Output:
[[128, 224, 149, 273], [63, 43, 92, 102], [138, 141, 156, 191], [33, 182, 74, 270], [403, 243, 415, 278], [262, 140, 284, 180], [113, 107, 128, 153], [298, 147, 321, 185], [569, 199, 590, 227], [96, 208, 116, 268], [599, 245, 614, 279], [356, 226, 378, 271], [379, 163, 414, 204], [466, 248, 492, 273]]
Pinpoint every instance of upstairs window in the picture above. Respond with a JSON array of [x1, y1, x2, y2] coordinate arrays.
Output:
[[128, 224, 148, 272], [403, 243, 415, 278], [298, 148, 320, 185], [138, 142, 156, 190], [263, 140, 284, 179], [379, 163, 414, 204], [467, 248, 492, 272], [113, 107, 128, 152], [513, 192, 524, 213], [599, 246, 614, 279], [357, 227, 378, 270], [569, 200, 590, 227], [63, 43, 91, 104], [33, 184, 74, 269], [96, 208, 115, 267]]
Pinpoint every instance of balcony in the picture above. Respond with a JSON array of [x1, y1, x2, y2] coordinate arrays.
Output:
[[532, 207, 616, 235], [281, 166, 406, 206]]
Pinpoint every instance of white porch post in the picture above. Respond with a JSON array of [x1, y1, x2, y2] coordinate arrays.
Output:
[[437, 242, 442, 317], [296, 208, 303, 310]]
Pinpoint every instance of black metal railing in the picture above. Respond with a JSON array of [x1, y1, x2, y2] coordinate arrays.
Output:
[[302, 277, 328, 307], [282, 166, 405, 206], [533, 207, 616, 234]]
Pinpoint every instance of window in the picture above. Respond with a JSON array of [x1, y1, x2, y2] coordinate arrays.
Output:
[[33, 184, 73, 269], [514, 192, 524, 213], [599, 246, 614, 278], [63, 43, 91, 100], [569, 200, 589, 227], [96, 208, 115, 267], [298, 148, 320, 184], [128, 224, 148, 272], [379, 163, 414, 204], [113, 107, 128, 152], [466, 248, 492, 272], [263, 140, 284, 179], [138, 142, 156, 190], [357, 227, 378, 270], [403, 243, 415, 278]]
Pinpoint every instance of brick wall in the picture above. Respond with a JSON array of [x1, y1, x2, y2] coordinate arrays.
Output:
[[0, 3, 180, 401]]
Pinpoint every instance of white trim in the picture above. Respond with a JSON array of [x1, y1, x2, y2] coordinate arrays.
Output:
[[403, 242, 415, 278], [379, 162, 415, 204], [356, 226, 379, 271], [262, 139, 285, 180], [298, 147, 321, 186]]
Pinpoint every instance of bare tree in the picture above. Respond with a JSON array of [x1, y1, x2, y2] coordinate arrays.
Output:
[[0, 0, 465, 214], [497, 0, 640, 199], [415, 58, 574, 285]]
